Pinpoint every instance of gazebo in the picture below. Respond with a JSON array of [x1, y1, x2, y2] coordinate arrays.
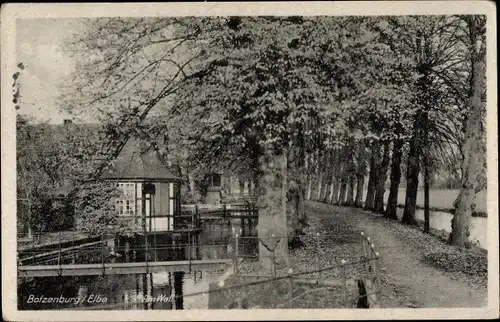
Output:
[[103, 138, 181, 232]]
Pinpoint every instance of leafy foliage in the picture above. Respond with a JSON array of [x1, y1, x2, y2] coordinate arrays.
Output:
[[16, 114, 136, 235], [43, 15, 488, 247]]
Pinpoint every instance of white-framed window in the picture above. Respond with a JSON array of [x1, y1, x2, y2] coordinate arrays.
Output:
[[115, 182, 136, 217], [169, 183, 175, 217]]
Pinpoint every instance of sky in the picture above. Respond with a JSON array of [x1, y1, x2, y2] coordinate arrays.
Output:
[[16, 18, 85, 124]]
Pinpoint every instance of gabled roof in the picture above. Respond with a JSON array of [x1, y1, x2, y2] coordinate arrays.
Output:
[[103, 138, 180, 182]]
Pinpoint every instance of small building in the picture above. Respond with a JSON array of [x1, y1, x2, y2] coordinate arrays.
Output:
[[205, 173, 222, 204], [103, 138, 181, 232]]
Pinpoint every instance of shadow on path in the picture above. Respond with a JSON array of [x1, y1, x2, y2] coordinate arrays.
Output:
[[306, 201, 487, 308]]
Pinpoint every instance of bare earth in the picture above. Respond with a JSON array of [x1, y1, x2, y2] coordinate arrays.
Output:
[[307, 201, 488, 308]]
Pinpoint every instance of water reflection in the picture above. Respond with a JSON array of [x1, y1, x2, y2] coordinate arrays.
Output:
[[396, 208, 487, 249], [18, 217, 259, 310]]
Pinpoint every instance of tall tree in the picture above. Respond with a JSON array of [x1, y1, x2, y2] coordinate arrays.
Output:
[[374, 140, 391, 213], [385, 129, 404, 220], [354, 139, 367, 207], [449, 15, 486, 247], [364, 139, 380, 210]]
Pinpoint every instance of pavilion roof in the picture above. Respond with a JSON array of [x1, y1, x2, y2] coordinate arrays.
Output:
[[103, 138, 180, 182]]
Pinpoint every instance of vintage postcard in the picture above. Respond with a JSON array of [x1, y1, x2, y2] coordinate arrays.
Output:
[[1, 1, 498, 321]]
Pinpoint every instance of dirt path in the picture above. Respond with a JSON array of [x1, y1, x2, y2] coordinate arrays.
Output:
[[307, 201, 487, 308]]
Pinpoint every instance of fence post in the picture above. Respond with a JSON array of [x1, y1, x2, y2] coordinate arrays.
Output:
[[365, 236, 372, 274], [72, 231, 76, 264], [235, 233, 239, 275], [369, 243, 377, 280], [144, 220, 149, 274], [101, 233, 105, 276], [373, 250, 380, 305], [341, 259, 348, 307], [188, 231, 192, 273], [361, 232, 369, 274], [58, 231, 62, 267], [316, 232, 321, 281], [232, 235, 236, 272]]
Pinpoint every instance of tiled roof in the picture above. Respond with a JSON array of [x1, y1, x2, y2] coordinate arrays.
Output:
[[103, 138, 179, 181]]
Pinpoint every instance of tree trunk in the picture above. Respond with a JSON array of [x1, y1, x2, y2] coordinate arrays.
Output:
[[188, 173, 198, 203], [364, 140, 380, 210], [374, 140, 391, 213], [346, 174, 356, 206], [330, 146, 341, 204], [449, 16, 486, 247], [322, 171, 331, 202], [176, 162, 184, 181], [385, 136, 403, 220], [423, 113, 430, 233], [297, 149, 308, 226], [297, 179, 307, 227], [288, 146, 306, 229], [313, 151, 321, 201], [239, 179, 245, 196], [333, 146, 343, 205], [318, 154, 326, 202], [306, 179, 312, 201], [338, 168, 348, 206], [331, 178, 341, 205], [256, 150, 290, 270], [402, 123, 421, 226], [289, 184, 299, 232], [227, 173, 232, 195], [321, 182, 328, 203], [322, 150, 334, 202], [316, 172, 323, 201], [354, 140, 366, 208], [318, 182, 325, 202], [305, 154, 312, 201], [281, 153, 292, 269], [287, 149, 299, 235], [327, 180, 334, 203], [327, 157, 337, 204]]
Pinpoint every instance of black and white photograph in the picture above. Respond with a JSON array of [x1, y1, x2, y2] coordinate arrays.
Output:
[[1, 2, 498, 320]]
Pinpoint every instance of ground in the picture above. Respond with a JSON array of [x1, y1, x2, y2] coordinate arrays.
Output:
[[210, 200, 488, 309], [307, 201, 487, 308]]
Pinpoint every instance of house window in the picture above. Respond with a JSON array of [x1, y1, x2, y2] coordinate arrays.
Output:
[[169, 183, 175, 217], [116, 182, 136, 217]]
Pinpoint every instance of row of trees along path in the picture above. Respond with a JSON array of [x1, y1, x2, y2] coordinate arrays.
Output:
[[16, 16, 486, 270]]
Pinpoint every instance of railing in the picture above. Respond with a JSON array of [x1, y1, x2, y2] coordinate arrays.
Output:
[[197, 204, 258, 219], [18, 228, 383, 309], [224, 231, 382, 308], [18, 206, 259, 267], [222, 195, 258, 205]]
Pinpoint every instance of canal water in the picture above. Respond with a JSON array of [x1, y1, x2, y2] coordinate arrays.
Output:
[[18, 219, 259, 310], [18, 205, 487, 310], [395, 208, 487, 249]]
